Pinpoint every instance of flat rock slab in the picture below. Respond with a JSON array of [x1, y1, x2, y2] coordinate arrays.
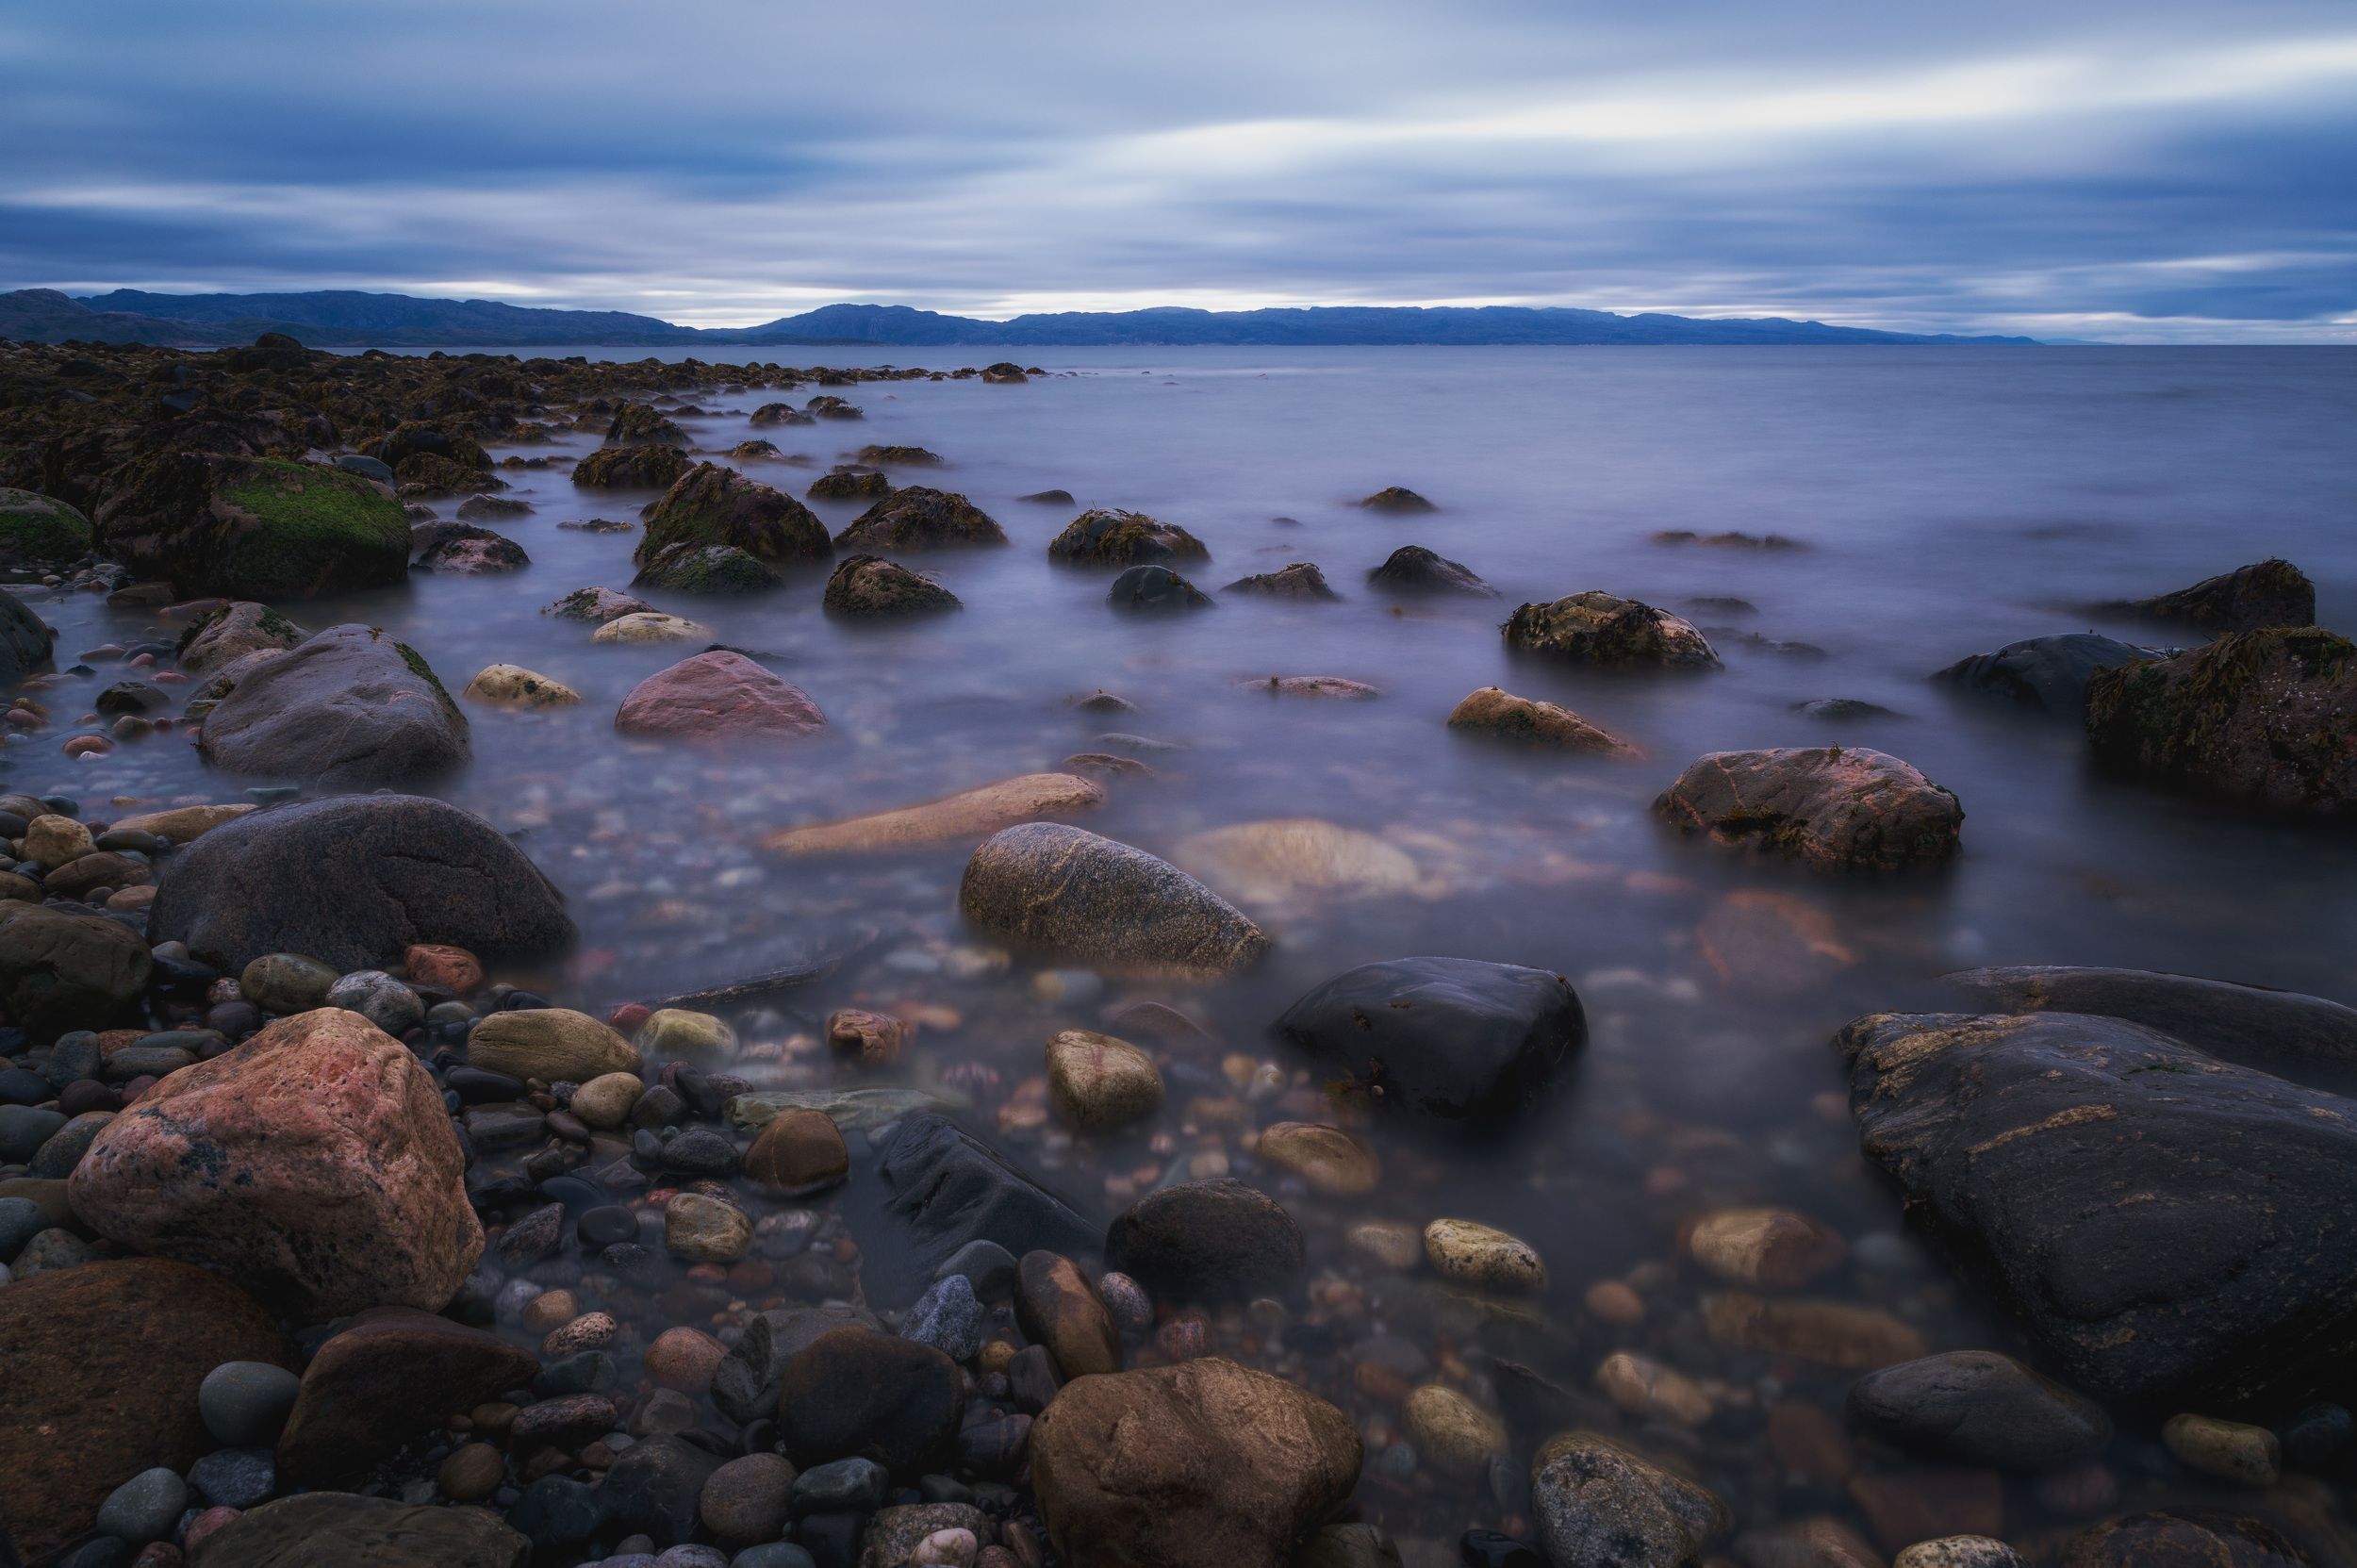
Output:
[[196, 623, 469, 789], [766, 773, 1103, 855], [1941, 965, 2357, 1077]]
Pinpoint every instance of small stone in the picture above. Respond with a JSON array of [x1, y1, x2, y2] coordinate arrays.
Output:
[[639, 1008, 736, 1065], [188, 1446, 274, 1509], [939, 1240, 1019, 1299], [1594, 1352, 1713, 1426], [744, 1107, 849, 1194], [1423, 1218, 1546, 1294], [1345, 1220, 1424, 1272], [1255, 1122, 1379, 1196], [701, 1451, 796, 1543], [1584, 1280, 1645, 1327], [665, 1193, 753, 1263], [1848, 1351, 2111, 1470], [199, 1361, 301, 1446], [1892, 1540, 2030, 1568], [544, 1312, 618, 1359], [1531, 1431, 1728, 1568], [2161, 1411, 2281, 1486], [904, 1273, 986, 1364], [827, 1008, 909, 1064], [572, 1071, 646, 1129], [648, 1327, 729, 1393], [1015, 1251, 1118, 1377], [1684, 1207, 1846, 1289], [24, 815, 94, 870], [439, 1441, 507, 1501], [1095, 1271, 1151, 1334], [1402, 1383, 1506, 1477], [322, 970, 424, 1037], [461, 664, 582, 708], [238, 952, 337, 1014], [1043, 1030, 1163, 1131], [1703, 1293, 1925, 1370], [97, 1467, 188, 1544], [404, 943, 484, 993], [912, 1527, 980, 1568]]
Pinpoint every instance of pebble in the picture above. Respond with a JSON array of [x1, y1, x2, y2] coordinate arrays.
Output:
[[1402, 1383, 1508, 1476], [2161, 1411, 2281, 1486], [665, 1191, 754, 1262], [1345, 1220, 1425, 1272], [912, 1528, 980, 1568], [1255, 1121, 1380, 1196], [791, 1456, 891, 1515], [188, 1447, 275, 1509], [647, 1326, 729, 1392], [731, 1547, 817, 1568], [96, 1467, 188, 1543], [238, 952, 338, 1014], [1043, 1029, 1164, 1131], [440, 1442, 508, 1501], [904, 1272, 986, 1362], [1583, 1279, 1645, 1327], [1594, 1351, 1714, 1426], [573, 1071, 647, 1129], [1891, 1540, 2030, 1568], [322, 969, 424, 1036], [1684, 1206, 1846, 1288], [700, 1451, 796, 1543], [1423, 1217, 1547, 1293]]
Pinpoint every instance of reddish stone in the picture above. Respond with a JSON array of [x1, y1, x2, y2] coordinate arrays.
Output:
[[276, 1306, 540, 1484], [609, 1001, 652, 1034], [183, 1507, 240, 1558], [614, 651, 826, 742], [646, 1326, 729, 1393], [404, 942, 484, 994]]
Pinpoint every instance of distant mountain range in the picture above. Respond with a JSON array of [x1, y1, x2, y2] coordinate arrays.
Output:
[[0, 287, 2040, 349]]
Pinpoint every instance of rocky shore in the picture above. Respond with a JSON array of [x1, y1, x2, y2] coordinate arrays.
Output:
[[0, 335, 2353, 1568]]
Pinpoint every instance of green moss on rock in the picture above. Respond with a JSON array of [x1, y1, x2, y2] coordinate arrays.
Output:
[[94, 454, 409, 601], [0, 488, 94, 564]]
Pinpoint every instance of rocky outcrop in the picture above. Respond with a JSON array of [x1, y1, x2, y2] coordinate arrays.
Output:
[[1837, 1009, 2357, 1409], [571, 441, 690, 489], [1504, 592, 1720, 668], [2119, 558, 2315, 634], [1272, 956, 1583, 1129], [1941, 965, 2357, 1074], [1047, 509, 1210, 567], [836, 487, 1007, 550], [195, 623, 470, 789], [615, 650, 828, 741], [823, 553, 962, 617], [1654, 746, 1964, 868], [960, 822, 1269, 977], [0, 900, 154, 1040], [2085, 627, 2356, 817], [1934, 633, 2151, 714], [416, 523, 528, 573], [1446, 686, 1639, 754], [1030, 1359, 1360, 1568], [70, 1008, 484, 1319], [147, 793, 575, 973], [766, 772, 1103, 855], [94, 453, 411, 599], [1365, 545, 1494, 597], [635, 462, 831, 569]]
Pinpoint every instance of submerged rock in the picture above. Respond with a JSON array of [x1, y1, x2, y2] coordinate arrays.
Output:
[[276, 1306, 539, 1484], [1837, 1009, 2357, 1408], [2118, 557, 2315, 634], [0, 485, 95, 563], [823, 553, 962, 617], [1933, 632, 2152, 714], [2085, 626, 2357, 817], [1171, 817, 1420, 909], [592, 609, 709, 643], [1048, 509, 1211, 567], [572, 441, 690, 489], [1271, 956, 1583, 1129], [1224, 561, 1338, 600], [615, 650, 827, 742], [177, 601, 306, 676], [1109, 564, 1213, 612], [636, 461, 831, 569], [543, 585, 651, 622], [773, 1328, 964, 1473], [867, 1114, 1099, 1303], [195, 622, 469, 788], [1356, 486, 1435, 512], [190, 1491, 531, 1567], [1365, 544, 1494, 597], [0, 587, 55, 688], [808, 464, 891, 500], [417, 523, 529, 573], [1530, 1430, 1729, 1568], [0, 901, 153, 1039], [766, 773, 1102, 855], [462, 663, 581, 708], [1446, 686, 1639, 754], [2056, 1511, 2310, 1568], [1939, 965, 2357, 1073], [836, 487, 1008, 550], [1847, 1351, 2113, 1470], [1237, 674, 1378, 700], [1503, 592, 1721, 669], [1044, 1029, 1165, 1131], [94, 453, 411, 599], [632, 541, 786, 594], [1653, 745, 1964, 868], [960, 822, 1269, 978]]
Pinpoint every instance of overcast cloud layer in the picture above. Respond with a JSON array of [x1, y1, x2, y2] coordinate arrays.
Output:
[[6, 1, 2354, 341]]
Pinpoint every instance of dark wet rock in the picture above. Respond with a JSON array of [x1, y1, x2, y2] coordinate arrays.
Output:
[[1940, 965, 2357, 1074], [1652, 528, 1804, 551], [572, 442, 691, 489], [1529, 1431, 1729, 1568], [774, 1327, 965, 1474], [455, 492, 531, 520], [416, 522, 529, 573], [902, 1271, 986, 1363], [1653, 745, 1964, 868], [1446, 686, 1638, 754], [744, 1105, 849, 1194], [1504, 592, 1720, 669], [836, 487, 1007, 550], [1225, 561, 1338, 600], [510, 1473, 609, 1550], [1357, 487, 1434, 512], [808, 466, 891, 501], [823, 554, 961, 617], [177, 602, 306, 676], [1108, 564, 1212, 612], [1366, 545, 1495, 598], [854, 444, 944, 467], [0, 901, 154, 1040], [1047, 509, 1210, 567], [195, 623, 468, 788], [1105, 1179, 1305, 1304], [1019, 488, 1077, 506], [750, 401, 816, 427], [196, 1491, 531, 1566], [2118, 558, 2316, 635], [0, 1258, 289, 1562], [0, 486, 95, 562], [148, 792, 573, 973], [607, 403, 690, 447], [867, 1114, 1098, 1304], [93, 453, 410, 600], [602, 1434, 723, 1547], [615, 650, 827, 742], [1015, 1250, 1118, 1375], [1838, 1009, 2357, 1409], [1847, 1350, 2112, 1470], [0, 586, 57, 687], [2085, 627, 2357, 817], [275, 1306, 539, 1483], [1794, 697, 1900, 719], [633, 541, 786, 594], [712, 1304, 884, 1426], [1271, 956, 1584, 1130], [960, 822, 1268, 978], [731, 438, 783, 459], [637, 462, 830, 569], [1933, 632, 2152, 714], [2057, 1511, 2311, 1568], [1030, 1358, 1360, 1568]]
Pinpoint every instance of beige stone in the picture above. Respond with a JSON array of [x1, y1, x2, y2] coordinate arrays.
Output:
[[467, 1008, 641, 1084], [766, 772, 1105, 855], [1424, 1217, 1547, 1294], [1045, 1030, 1164, 1131], [461, 664, 582, 708]]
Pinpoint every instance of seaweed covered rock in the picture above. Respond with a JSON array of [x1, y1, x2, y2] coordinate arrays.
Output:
[[1446, 686, 1638, 754], [605, 402, 690, 447], [1366, 544, 1494, 598], [1356, 486, 1434, 513], [2084, 627, 2357, 817], [1225, 562, 1338, 601], [1654, 746, 1964, 868], [195, 623, 470, 788], [94, 453, 410, 599], [636, 461, 830, 569], [1935, 633, 2152, 714], [632, 541, 786, 594], [823, 553, 961, 617], [571, 441, 690, 489], [960, 822, 1268, 978], [809, 465, 891, 500], [0, 486, 94, 563], [1836, 1009, 2357, 1409], [177, 601, 306, 676], [2121, 558, 2316, 635], [1048, 509, 1210, 567], [1504, 591, 1720, 669], [837, 486, 1008, 550]]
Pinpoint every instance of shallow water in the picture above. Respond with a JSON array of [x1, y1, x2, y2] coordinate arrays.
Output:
[[25, 343, 2357, 1547]]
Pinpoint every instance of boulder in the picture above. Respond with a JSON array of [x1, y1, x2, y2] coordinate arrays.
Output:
[[1445, 686, 1638, 754], [866, 1114, 1099, 1304], [607, 402, 690, 446], [2085, 627, 2357, 817], [1047, 509, 1209, 567], [1365, 545, 1494, 598], [1044, 1029, 1164, 1131], [602, 1434, 723, 1546], [416, 524, 529, 573], [147, 794, 574, 973], [461, 663, 581, 708], [195, 623, 469, 789], [1108, 564, 1212, 612], [94, 454, 411, 599], [275, 1307, 538, 1483], [1934, 632, 2152, 714], [1104, 1178, 1305, 1302], [1847, 1350, 2112, 1470], [1504, 592, 1720, 668], [1530, 1431, 1729, 1568], [0, 900, 154, 1040], [1271, 956, 1583, 1128], [1030, 1358, 1360, 1568], [468, 1008, 640, 1083], [959, 823, 1269, 978], [0, 586, 56, 688], [176, 602, 306, 676], [809, 465, 891, 500], [187, 1491, 529, 1567], [836, 487, 1008, 550], [1357, 487, 1434, 512], [1838, 1009, 2357, 1408], [0, 485, 94, 562], [1941, 965, 2357, 1075], [0, 1258, 290, 1563], [615, 650, 828, 741], [2120, 558, 2315, 634], [1236, 674, 1378, 700], [571, 441, 689, 489], [632, 540, 786, 593], [766, 773, 1102, 856], [70, 1008, 483, 1319], [823, 553, 962, 616], [1224, 562, 1337, 600], [635, 462, 831, 569], [774, 1327, 965, 1473], [1653, 746, 1964, 868], [592, 610, 708, 643]]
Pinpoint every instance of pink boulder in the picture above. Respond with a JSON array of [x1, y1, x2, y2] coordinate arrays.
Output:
[[68, 1007, 484, 1319], [614, 650, 827, 742]]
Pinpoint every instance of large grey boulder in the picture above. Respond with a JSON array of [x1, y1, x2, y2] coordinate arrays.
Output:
[[196, 624, 469, 789], [1941, 965, 2357, 1076], [1933, 632, 2151, 714]]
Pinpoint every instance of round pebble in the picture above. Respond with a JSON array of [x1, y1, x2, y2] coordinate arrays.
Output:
[[199, 1361, 301, 1447], [96, 1467, 188, 1544], [440, 1442, 507, 1501]]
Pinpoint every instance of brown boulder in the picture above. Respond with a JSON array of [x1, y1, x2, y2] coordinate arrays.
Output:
[[275, 1308, 539, 1484], [615, 651, 827, 742], [0, 900, 155, 1041], [836, 487, 1007, 551], [1503, 592, 1721, 669], [1654, 746, 1963, 868], [744, 1107, 849, 1194], [1446, 686, 1639, 755], [2121, 557, 2316, 634], [0, 1258, 290, 1562], [1031, 1358, 1360, 1568], [69, 1008, 483, 1319], [1016, 1250, 1119, 1377]]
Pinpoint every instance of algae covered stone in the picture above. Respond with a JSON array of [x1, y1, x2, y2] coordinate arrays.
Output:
[[0, 487, 94, 563], [1047, 508, 1210, 567], [636, 461, 830, 569], [1654, 745, 1963, 868], [94, 454, 410, 599]]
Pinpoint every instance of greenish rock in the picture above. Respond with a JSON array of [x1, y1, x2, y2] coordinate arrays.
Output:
[[1046, 508, 1208, 567], [632, 541, 786, 594], [635, 462, 830, 569], [93, 454, 410, 600], [822, 554, 961, 618], [240, 953, 338, 1014], [0, 487, 94, 563], [1503, 591, 1721, 669], [571, 442, 690, 489], [835, 487, 1007, 551], [195, 624, 469, 790]]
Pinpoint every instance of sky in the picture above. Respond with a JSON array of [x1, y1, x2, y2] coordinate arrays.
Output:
[[4, 2, 2354, 342]]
